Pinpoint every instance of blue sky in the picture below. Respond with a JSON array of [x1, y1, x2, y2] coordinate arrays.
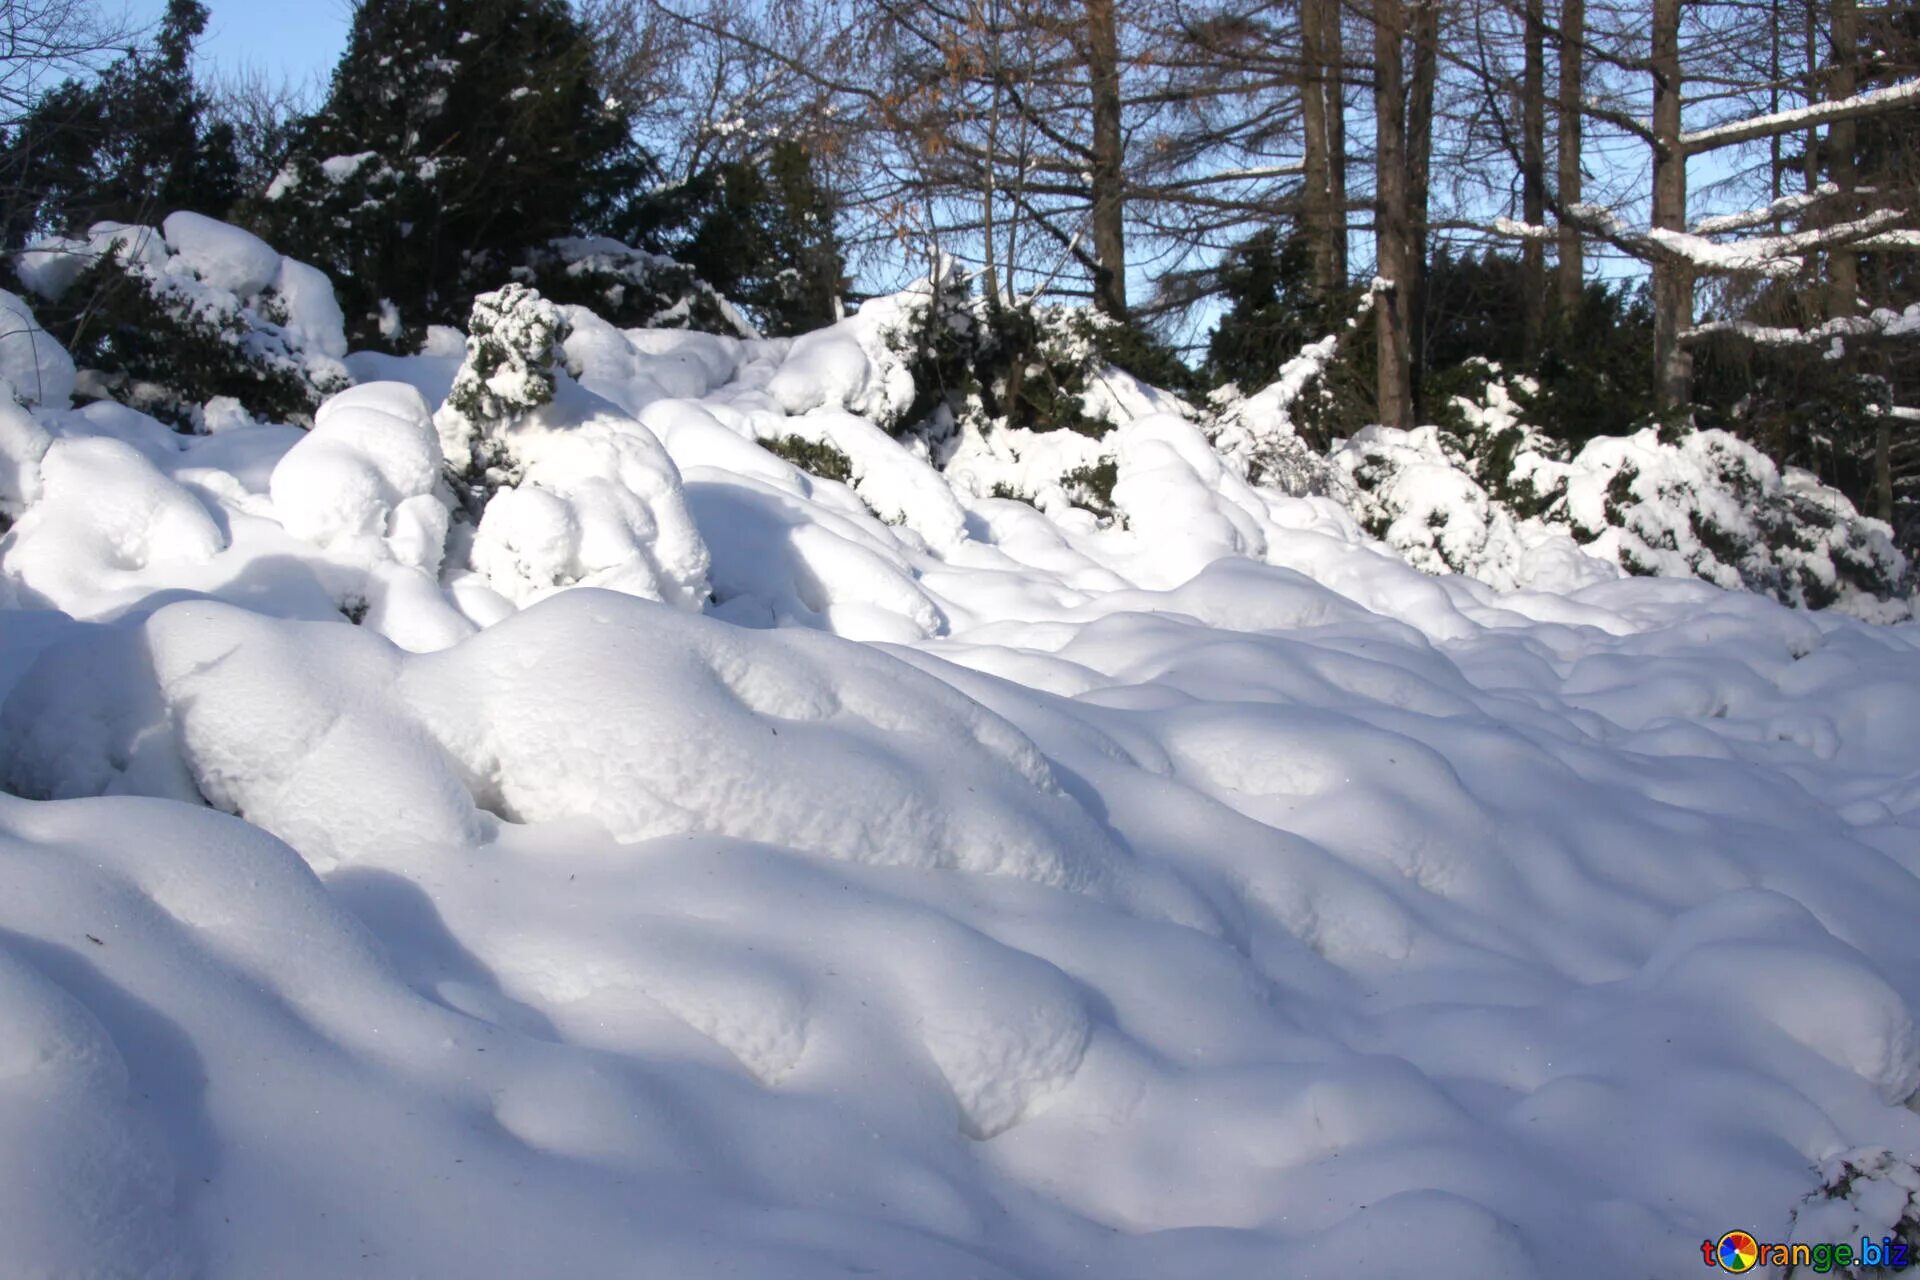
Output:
[[124, 0, 351, 88]]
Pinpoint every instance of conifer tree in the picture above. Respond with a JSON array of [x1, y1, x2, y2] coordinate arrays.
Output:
[[646, 139, 848, 337], [0, 0, 240, 241], [262, 0, 644, 347]]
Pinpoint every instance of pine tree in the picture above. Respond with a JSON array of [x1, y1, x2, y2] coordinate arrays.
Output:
[[1204, 230, 1352, 394], [0, 0, 241, 242], [647, 140, 848, 337], [260, 0, 645, 347], [436, 282, 573, 509]]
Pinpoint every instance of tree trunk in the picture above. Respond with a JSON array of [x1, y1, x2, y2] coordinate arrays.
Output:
[[1086, 0, 1127, 316], [1373, 0, 1415, 429], [1301, 0, 1339, 291], [1826, 0, 1886, 520], [1650, 0, 1691, 414], [1522, 0, 1547, 358], [1327, 0, 1348, 285], [1407, 0, 1439, 416], [1555, 0, 1585, 313], [1828, 0, 1860, 321]]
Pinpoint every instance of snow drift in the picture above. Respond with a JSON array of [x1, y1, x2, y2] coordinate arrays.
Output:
[[1, 213, 1919, 1279]]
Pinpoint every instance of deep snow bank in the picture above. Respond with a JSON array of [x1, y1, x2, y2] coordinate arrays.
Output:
[[1, 215, 1919, 1279]]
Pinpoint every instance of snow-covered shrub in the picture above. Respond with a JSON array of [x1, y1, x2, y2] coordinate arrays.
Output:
[[518, 237, 753, 338], [820, 270, 1194, 523], [1205, 335, 1349, 496], [1326, 423, 1564, 589], [0, 289, 76, 407], [436, 283, 575, 505], [1788, 1149, 1920, 1278], [1324, 358, 1909, 611], [1551, 427, 1908, 611], [1429, 358, 1569, 518], [763, 434, 852, 483], [0, 396, 52, 524], [15, 216, 349, 429]]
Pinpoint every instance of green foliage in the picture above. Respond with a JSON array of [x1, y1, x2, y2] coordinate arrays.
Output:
[[891, 275, 1189, 442], [258, 0, 645, 347], [442, 283, 570, 505], [519, 238, 745, 335], [1421, 247, 1655, 448], [1691, 292, 1891, 505], [1064, 460, 1119, 516], [633, 140, 849, 338], [762, 434, 853, 483], [37, 247, 340, 429], [1205, 230, 1348, 388], [1204, 229, 1373, 448], [0, 0, 241, 241]]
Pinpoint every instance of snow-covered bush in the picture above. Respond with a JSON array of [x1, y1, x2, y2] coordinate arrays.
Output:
[[1788, 1149, 1920, 1278], [1206, 336, 1349, 496], [802, 269, 1193, 522], [1325, 423, 1589, 591], [14, 216, 349, 429], [1551, 427, 1908, 611], [436, 283, 575, 505], [0, 289, 76, 407], [519, 237, 753, 338], [1324, 359, 1909, 612]]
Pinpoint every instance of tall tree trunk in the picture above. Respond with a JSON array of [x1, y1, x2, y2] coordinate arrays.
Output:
[[1373, 0, 1415, 428], [1407, 0, 1439, 416], [1650, 0, 1691, 414], [1555, 0, 1585, 312], [1828, 0, 1860, 320], [1522, 0, 1548, 358], [1826, 0, 1884, 519], [1301, 0, 1340, 291], [1327, 0, 1348, 285], [1086, 0, 1127, 316]]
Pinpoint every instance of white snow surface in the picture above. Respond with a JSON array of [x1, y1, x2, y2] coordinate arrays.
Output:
[[1, 260, 1920, 1278]]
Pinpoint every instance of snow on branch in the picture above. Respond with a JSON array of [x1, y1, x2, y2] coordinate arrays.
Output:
[[1855, 229, 1920, 252], [1692, 185, 1838, 235], [1680, 78, 1920, 155], [1649, 207, 1908, 276], [1684, 303, 1920, 347], [1490, 217, 1556, 241]]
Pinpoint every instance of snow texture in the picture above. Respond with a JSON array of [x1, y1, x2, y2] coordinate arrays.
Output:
[[1, 223, 1919, 1280]]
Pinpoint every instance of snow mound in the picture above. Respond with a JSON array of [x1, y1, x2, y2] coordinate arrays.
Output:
[[0, 288, 76, 406], [5, 592, 1134, 894], [1, 436, 225, 612], [269, 381, 444, 554], [0, 937, 192, 1280], [404, 590, 1120, 888], [467, 383, 710, 610], [161, 211, 281, 297], [765, 285, 922, 425]]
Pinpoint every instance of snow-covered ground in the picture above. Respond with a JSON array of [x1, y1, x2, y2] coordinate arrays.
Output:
[[2, 222, 1919, 1278]]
